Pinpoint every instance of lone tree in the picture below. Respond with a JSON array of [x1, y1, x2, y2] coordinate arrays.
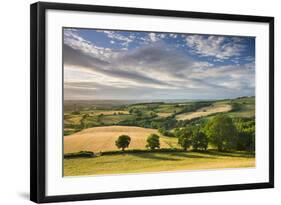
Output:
[[146, 134, 160, 150], [205, 115, 237, 151], [115, 135, 131, 151], [192, 128, 208, 151], [177, 127, 193, 151]]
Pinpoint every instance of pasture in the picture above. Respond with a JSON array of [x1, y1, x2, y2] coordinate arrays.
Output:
[[64, 150, 255, 176], [176, 103, 232, 121]]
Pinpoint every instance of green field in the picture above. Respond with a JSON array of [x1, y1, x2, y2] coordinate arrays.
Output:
[[64, 96, 255, 176], [64, 150, 255, 176], [64, 97, 255, 135]]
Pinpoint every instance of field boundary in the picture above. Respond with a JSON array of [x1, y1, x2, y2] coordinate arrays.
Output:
[[64, 148, 255, 158]]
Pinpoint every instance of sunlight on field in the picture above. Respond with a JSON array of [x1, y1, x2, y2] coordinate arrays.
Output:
[[64, 115, 82, 125], [157, 112, 173, 118], [64, 126, 178, 153], [176, 103, 232, 121], [64, 151, 255, 176]]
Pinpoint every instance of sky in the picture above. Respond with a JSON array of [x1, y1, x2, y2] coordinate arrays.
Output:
[[63, 28, 255, 100]]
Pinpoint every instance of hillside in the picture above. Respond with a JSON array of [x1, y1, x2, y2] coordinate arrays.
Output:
[[64, 126, 178, 153]]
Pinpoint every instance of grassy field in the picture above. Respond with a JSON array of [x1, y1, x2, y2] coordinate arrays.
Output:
[[63, 97, 255, 176], [175, 103, 232, 121], [227, 98, 255, 118], [64, 126, 179, 153], [64, 150, 255, 176]]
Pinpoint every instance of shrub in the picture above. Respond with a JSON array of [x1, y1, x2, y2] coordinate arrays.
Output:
[[101, 148, 184, 155], [64, 151, 94, 158]]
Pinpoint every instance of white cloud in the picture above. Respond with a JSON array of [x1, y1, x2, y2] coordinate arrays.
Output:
[[64, 29, 114, 60], [185, 35, 245, 60], [148, 33, 158, 42], [169, 34, 178, 38], [99, 30, 132, 47], [158, 33, 166, 39], [63, 29, 255, 100]]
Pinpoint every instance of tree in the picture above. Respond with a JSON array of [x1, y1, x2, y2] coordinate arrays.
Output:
[[236, 127, 255, 151], [176, 127, 193, 151], [146, 134, 160, 150], [158, 127, 175, 137], [192, 128, 208, 151], [205, 115, 237, 151], [115, 135, 131, 151], [235, 118, 255, 151]]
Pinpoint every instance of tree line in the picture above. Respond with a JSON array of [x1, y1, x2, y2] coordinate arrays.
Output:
[[115, 114, 255, 152], [175, 115, 255, 152]]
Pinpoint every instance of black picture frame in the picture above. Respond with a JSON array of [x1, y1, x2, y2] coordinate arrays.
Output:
[[30, 1, 274, 203]]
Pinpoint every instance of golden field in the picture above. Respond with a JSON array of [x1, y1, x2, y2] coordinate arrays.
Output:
[[64, 126, 178, 153]]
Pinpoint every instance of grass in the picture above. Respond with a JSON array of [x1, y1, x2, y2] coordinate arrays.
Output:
[[226, 97, 255, 118], [99, 114, 134, 124], [154, 104, 183, 113], [174, 97, 255, 121], [64, 126, 179, 153], [175, 103, 232, 121], [63, 97, 256, 176], [157, 112, 173, 118], [64, 115, 82, 125], [64, 150, 255, 176]]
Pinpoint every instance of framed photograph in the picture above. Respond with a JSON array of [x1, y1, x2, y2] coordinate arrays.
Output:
[[30, 1, 274, 203]]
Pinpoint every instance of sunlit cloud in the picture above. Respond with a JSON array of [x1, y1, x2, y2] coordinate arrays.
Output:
[[185, 35, 245, 60], [63, 28, 255, 100]]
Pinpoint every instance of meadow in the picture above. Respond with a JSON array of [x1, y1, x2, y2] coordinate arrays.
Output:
[[64, 96, 255, 176], [64, 150, 255, 176], [175, 103, 232, 121]]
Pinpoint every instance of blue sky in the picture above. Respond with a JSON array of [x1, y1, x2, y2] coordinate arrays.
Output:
[[63, 28, 255, 100]]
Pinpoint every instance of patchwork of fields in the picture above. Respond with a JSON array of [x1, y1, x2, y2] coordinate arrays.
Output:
[[63, 96, 255, 176]]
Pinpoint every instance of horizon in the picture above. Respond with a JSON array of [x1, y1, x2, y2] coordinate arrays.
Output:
[[64, 95, 255, 102], [64, 28, 255, 100]]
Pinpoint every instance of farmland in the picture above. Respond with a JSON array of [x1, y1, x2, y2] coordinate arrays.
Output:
[[64, 126, 179, 153], [64, 96, 255, 176], [175, 103, 232, 121], [64, 150, 255, 176]]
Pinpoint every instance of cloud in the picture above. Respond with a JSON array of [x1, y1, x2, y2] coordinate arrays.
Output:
[[64, 44, 174, 89], [63, 44, 110, 68], [64, 29, 114, 60], [146, 33, 167, 43], [185, 35, 245, 60], [98, 30, 133, 47], [63, 29, 255, 100], [158, 33, 166, 39], [169, 34, 178, 38], [148, 33, 158, 42]]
